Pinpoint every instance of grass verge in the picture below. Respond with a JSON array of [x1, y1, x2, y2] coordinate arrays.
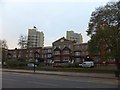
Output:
[[3, 65, 117, 74]]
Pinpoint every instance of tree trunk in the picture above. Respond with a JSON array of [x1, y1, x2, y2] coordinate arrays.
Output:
[[115, 57, 120, 70], [115, 57, 120, 79]]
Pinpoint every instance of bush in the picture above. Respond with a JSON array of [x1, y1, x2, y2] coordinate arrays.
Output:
[[6, 59, 19, 67], [18, 61, 27, 67], [63, 63, 79, 68], [6, 59, 27, 68]]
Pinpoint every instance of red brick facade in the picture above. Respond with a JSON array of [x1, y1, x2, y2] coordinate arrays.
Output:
[[2, 37, 99, 65]]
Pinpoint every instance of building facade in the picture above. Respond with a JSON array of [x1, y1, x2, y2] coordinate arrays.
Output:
[[52, 37, 75, 63], [2, 37, 91, 65], [27, 26, 44, 48], [66, 30, 83, 44], [73, 43, 89, 63], [42, 46, 52, 65], [52, 37, 89, 63], [4, 47, 43, 63]]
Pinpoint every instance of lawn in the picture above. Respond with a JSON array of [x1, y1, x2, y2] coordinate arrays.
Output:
[[3, 65, 117, 74]]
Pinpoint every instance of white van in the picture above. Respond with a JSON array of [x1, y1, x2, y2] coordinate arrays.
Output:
[[79, 61, 94, 68]]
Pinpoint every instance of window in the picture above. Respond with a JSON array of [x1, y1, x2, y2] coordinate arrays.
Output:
[[42, 55, 44, 58], [45, 50, 47, 53], [63, 57, 70, 60], [47, 59, 52, 63], [29, 53, 33, 57], [60, 39, 64, 42], [59, 46, 61, 48], [26, 55, 28, 57], [44, 55, 46, 58], [68, 45, 71, 48], [30, 50, 33, 53], [75, 58, 81, 62], [47, 54, 52, 58], [54, 51, 60, 55], [54, 46, 56, 49], [54, 57, 60, 60], [48, 49, 52, 53], [64, 45, 66, 48], [75, 51, 80, 56], [29, 58, 33, 62], [18, 54, 21, 58], [63, 50, 70, 54]]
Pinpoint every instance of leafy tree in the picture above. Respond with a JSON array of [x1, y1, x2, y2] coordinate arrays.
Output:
[[18, 34, 27, 49], [86, 1, 120, 69]]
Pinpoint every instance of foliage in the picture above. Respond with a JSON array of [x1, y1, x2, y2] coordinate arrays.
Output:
[[18, 61, 27, 67], [18, 58, 26, 62], [6, 59, 27, 67], [6, 59, 19, 67], [88, 35, 100, 56], [63, 63, 79, 68], [86, 1, 120, 64]]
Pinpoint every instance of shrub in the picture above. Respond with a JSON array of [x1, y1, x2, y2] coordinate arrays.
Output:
[[6, 59, 19, 67], [18, 61, 27, 67], [64, 63, 79, 68]]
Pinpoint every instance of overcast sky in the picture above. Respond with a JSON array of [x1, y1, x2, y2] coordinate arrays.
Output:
[[0, 0, 111, 49]]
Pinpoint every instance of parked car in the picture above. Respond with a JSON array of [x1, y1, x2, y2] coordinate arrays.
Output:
[[52, 62, 64, 67], [52, 61, 69, 67], [27, 63, 37, 67], [79, 61, 94, 68]]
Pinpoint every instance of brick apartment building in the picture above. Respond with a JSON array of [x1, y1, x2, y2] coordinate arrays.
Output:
[[52, 37, 75, 63], [3, 47, 42, 63], [2, 37, 90, 65], [52, 37, 89, 63]]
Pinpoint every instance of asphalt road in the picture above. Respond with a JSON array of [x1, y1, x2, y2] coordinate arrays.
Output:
[[2, 72, 118, 88]]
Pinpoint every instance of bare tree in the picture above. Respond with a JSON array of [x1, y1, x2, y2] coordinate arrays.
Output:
[[18, 34, 27, 49], [0, 39, 8, 49]]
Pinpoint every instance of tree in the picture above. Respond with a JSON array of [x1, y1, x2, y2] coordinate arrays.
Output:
[[18, 34, 27, 49], [0, 39, 8, 49], [0, 39, 8, 65], [86, 1, 120, 69]]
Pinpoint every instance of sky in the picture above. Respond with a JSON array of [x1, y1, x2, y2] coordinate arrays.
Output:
[[0, 0, 112, 49]]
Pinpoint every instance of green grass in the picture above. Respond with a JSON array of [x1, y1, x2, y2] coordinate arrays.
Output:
[[3, 65, 117, 74], [36, 66, 116, 74]]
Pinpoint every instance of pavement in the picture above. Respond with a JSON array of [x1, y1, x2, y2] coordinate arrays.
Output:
[[1, 68, 117, 79]]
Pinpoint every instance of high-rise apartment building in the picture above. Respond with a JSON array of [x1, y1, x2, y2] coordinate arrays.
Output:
[[27, 26, 44, 48], [66, 30, 83, 44]]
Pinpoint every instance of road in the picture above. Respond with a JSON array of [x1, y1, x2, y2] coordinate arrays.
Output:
[[2, 72, 118, 88]]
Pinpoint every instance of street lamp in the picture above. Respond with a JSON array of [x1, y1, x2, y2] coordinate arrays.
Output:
[[34, 51, 40, 72], [34, 52, 37, 72]]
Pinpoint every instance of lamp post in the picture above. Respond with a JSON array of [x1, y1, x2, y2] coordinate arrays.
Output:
[[34, 52, 37, 73], [34, 51, 40, 73]]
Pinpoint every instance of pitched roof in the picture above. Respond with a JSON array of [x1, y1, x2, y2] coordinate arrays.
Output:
[[62, 47, 71, 51], [53, 47, 61, 51], [52, 37, 75, 44]]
